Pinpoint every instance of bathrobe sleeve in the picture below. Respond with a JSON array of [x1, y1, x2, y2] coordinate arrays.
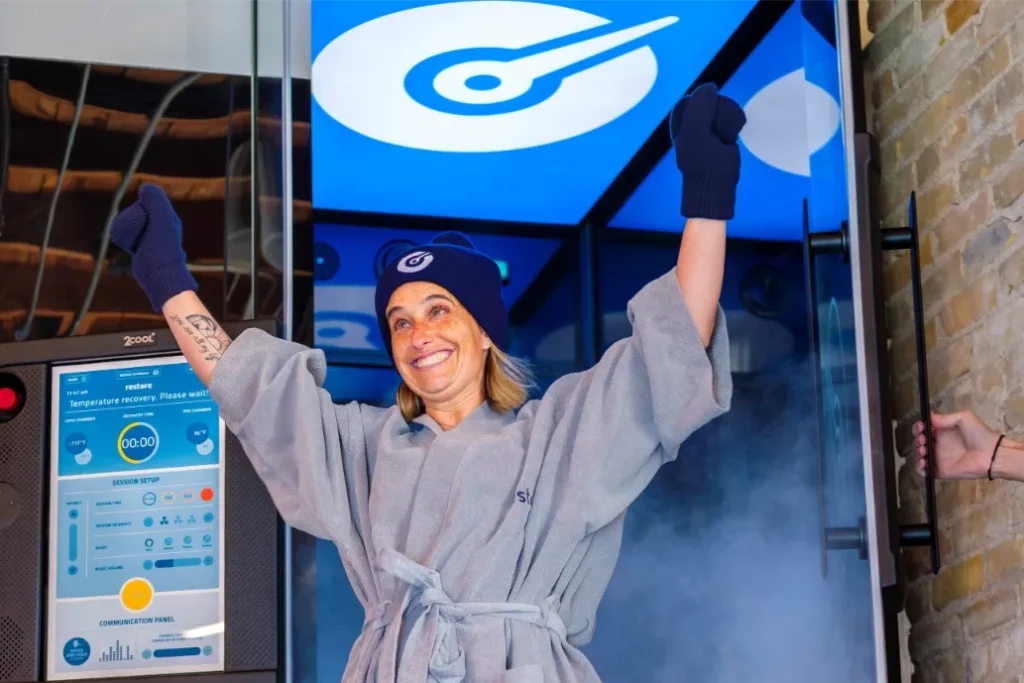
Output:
[[531, 268, 733, 531], [208, 328, 373, 544]]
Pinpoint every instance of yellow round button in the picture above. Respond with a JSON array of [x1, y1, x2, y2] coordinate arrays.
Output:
[[120, 578, 154, 612]]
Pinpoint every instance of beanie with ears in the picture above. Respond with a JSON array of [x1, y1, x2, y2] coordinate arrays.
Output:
[[374, 231, 506, 362]]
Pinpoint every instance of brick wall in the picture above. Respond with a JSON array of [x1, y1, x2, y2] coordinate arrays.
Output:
[[865, 0, 1024, 680]]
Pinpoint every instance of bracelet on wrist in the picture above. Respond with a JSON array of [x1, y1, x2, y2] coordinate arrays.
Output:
[[988, 434, 1006, 481]]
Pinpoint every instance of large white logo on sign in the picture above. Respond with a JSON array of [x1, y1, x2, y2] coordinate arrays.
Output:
[[740, 69, 841, 177], [312, 1, 677, 153]]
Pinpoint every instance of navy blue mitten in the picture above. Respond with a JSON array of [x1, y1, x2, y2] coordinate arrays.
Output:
[[670, 83, 746, 220], [110, 184, 197, 311]]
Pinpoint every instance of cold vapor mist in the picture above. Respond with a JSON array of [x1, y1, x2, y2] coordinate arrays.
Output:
[[582, 358, 875, 682]]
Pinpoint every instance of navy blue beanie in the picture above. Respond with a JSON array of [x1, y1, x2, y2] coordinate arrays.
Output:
[[374, 232, 506, 362]]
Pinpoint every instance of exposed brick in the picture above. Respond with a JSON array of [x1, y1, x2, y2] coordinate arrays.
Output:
[[996, 63, 1024, 115], [945, 0, 980, 35], [945, 114, 970, 157], [933, 554, 985, 612], [918, 180, 957, 226], [935, 191, 992, 251], [990, 133, 1017, 170], [874, 68, 896, 108], [929, 334, 972, 395], [950, 498, 1013, 557], [1007, 395, 1024, 428], [868, 0, 898, 35], [988, 537, 1024, 583], [933, 649, 966, 683], [921, 231, 935, 268], [890, 334, 920, 387], [922, 0, 944, 22], [907, 581, 932, 623], [948, 38, 1011, 115], [976, 360, 1006, 395], [926, 317, 938, 352], [960, 145, 991, 198], [923, 23, 977, 94], [963, 219, 1014, 271], [970, 92, 998, 136], [868, 1, 918, 67], [976, 0, 1024, 45], [910, 611, 961, 659], [1014, 12, 1024, 53], [963, 588, 1019, 637], [888, 290, 914, 335], [900, 458, 926, 501], [924, 255, 967, 307], [967, 645, 990, 682], [898, 14, 945, 84], [940, 276, 998, 335], [994, 159, 1024, 209], [956, 134, 1012, 208], [984, 620, 1024, 680], [1001, 244, 1024, 295], [886, 250, 912, 294], [973, 299, 1019, 359], [880, 135, 903, 172], [1011, 489, 1024, 535], [878, 77, 926, 137], [917, 94, 955, 156], [937, 479, 979, 512], [979, 36, 1013, 89], [893, 375, 919, 419], [918, 142, 943, 184], [882, 162, 917, 218]]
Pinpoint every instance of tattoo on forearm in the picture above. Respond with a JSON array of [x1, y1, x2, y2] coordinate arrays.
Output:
[[170, 314, 232, 361]]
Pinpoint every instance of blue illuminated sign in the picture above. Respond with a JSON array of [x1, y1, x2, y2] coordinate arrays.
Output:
[[311, 0, 757, 225], [610, 4, 844, 241]]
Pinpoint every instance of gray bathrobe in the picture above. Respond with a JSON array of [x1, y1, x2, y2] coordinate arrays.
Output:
[[208, 268, 732, 683]]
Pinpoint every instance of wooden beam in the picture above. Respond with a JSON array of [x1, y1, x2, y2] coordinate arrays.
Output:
[[5, 166, 313, 221], [8, 79, 310, 145]]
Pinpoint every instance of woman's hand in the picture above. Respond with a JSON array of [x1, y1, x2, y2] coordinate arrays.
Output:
[[670, 82, 746, 220], [913, 410, 1001, 480], [109, 183, 198, 312]]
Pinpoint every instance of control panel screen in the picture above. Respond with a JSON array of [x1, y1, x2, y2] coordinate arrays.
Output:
[[47, 355, 226, 680]]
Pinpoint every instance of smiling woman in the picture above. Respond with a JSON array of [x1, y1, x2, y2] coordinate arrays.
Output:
[[107, 79, 743, 683], [374, 232, 534, 427], [388, 282, 534, 424]]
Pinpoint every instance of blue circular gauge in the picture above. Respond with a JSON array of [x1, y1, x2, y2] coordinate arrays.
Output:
[[186, 422, 210, 445], [117, 422, 160, 465], [63, 638, 90, 666], [65, 433, 88, 455]]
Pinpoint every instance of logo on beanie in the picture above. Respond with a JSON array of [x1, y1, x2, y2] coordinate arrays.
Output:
[[397, 251, 434, 273], [311, 2, 679, 152]]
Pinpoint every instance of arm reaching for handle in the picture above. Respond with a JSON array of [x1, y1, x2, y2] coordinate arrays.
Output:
[[162, 291, 233, 387]]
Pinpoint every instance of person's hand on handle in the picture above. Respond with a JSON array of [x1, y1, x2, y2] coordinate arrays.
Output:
[[670, 82, 746, 220], [110, 183, 198, 312], [914, 410, 1002, 480]]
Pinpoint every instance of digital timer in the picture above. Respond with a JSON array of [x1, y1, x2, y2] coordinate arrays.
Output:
[[117, 422, 160, 465]]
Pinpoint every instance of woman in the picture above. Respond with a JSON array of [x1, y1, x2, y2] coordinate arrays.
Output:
[[110, 84, 744, 683]]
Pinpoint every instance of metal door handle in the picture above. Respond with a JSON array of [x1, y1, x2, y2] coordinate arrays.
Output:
[[803, 192, 939, 577]]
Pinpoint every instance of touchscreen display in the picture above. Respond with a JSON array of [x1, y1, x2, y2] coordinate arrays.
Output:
[[47, 355, 226, 680]]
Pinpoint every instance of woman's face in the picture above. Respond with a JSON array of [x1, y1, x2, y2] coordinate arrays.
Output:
[[386, 282, 490, 407]]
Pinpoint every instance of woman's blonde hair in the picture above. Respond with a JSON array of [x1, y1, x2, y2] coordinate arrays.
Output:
[[396, 345, 535, 422]]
